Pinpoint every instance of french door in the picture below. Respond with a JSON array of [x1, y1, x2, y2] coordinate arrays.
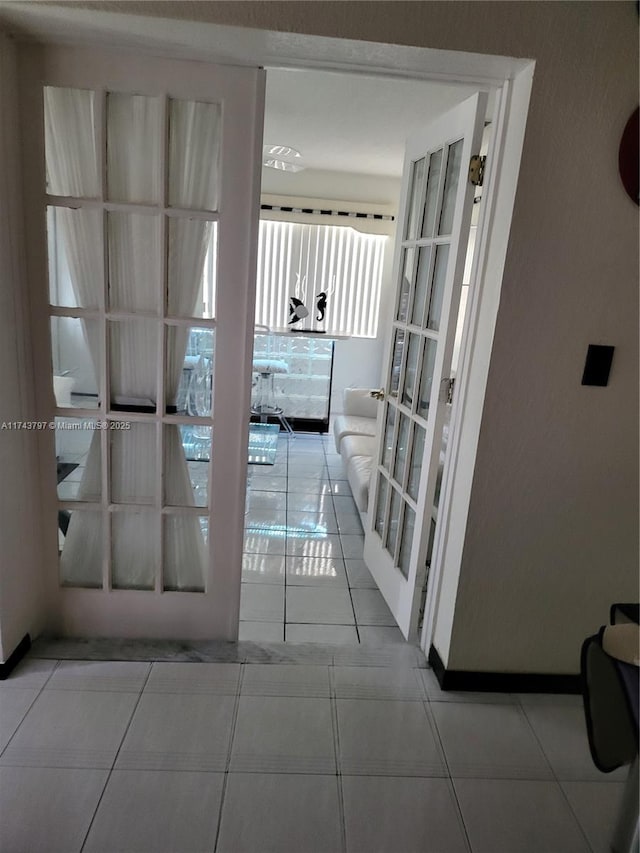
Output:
[[363, 93, 487, 640], [20, 45, 265, 638]]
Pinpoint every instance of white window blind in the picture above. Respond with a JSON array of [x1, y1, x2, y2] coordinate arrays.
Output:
[[255, 221, 386, 338]]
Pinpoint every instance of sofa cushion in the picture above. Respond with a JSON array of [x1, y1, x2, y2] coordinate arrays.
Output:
[[341, 433, 377, 464], [343, 387, 379, 419], [346, 454, 373, 514], [333, 415, 377, 453]]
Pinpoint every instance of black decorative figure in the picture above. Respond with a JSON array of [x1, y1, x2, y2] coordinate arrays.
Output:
[[288, 296, 309, 325], [316, 291, 327, 322]]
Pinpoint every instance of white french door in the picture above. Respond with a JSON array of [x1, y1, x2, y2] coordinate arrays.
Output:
[[20, 45, 265, 639], [363, 93, 487, 640]]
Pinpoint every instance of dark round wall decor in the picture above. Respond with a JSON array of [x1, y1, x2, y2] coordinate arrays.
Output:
[[618, 107, 639, 205]]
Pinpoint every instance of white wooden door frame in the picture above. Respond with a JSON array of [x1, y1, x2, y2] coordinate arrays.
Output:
[[3, 13, 534, 646]]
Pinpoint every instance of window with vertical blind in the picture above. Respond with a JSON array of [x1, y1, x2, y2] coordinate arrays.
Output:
[[196, 218, 387, 338], [254, 220, 387, 337]]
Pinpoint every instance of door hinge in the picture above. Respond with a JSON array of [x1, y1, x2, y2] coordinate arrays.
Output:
[[469, 154, 486, 187], [439, 377, 456, 405]]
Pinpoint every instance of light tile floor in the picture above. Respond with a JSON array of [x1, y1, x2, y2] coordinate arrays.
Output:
[[0, 655, 627, 853], [240, 431, 404, 645]]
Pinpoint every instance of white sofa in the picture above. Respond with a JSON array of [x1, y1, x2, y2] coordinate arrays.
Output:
[[333, 388, 379, 514]]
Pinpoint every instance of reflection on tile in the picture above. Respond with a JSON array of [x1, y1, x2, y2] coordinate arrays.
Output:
[[560, 780, 626, 853], [419, 668, 516, 704], [243, 532, 286, 556], [286, 510, 338, 535], [240, 584, 285, 623], [218, 773, 342, 853], [46, 661, 150, 693], [286, 587, 355, 625], [455, 778, 590, 853], [351, 589, 396, 627], [286, 533, 343, 559], [116, 693, 235, 771], [333, 495, 360, 515], [344, 558, 377, 589], [242, 553, 286, 585], [333, 666, 423, 701], [238, 621, 283, 642], [245, 490, 287, 511], [287, 477, 332, 494], [0, 689, 39, 752], [286, 624, 359, 644], [0, 690, 138, 769], [431, 702, 552, 780], [231, 695, 335, 773], [83, 769, 224, 853], [522, 703, 627, 781], [329, 480, 354, 496], [245, 510, 287, 533], [0, 766, 109, 853], [337, 698, 445, 777], [242, 664, 330, 697], [287, 492, 335, 514], [145, 662, 240, 694], [343, 776, 468, 853], [286, 555, 347, 587], [250, 476, 288, 492]]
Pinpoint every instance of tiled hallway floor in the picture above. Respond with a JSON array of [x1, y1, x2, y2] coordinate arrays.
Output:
[[0, 654, 626, 853], [241, 431, 403, 645]]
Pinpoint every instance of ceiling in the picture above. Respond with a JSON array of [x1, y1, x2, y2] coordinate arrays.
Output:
[[264, 68, 485, 178]]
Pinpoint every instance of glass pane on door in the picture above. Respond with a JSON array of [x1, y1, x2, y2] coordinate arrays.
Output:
[[426, 244, 450, 331], [374, 473, 389, 540], [168, 219, 217, 318], [405, 157, 426, 240], [47, 206, 103, 309], [410, 247, 432, 327], [110, 423, 157, 504], [112, 510, 157, 589], [396, 248, 414, 323], [107, 213, 161, 313], [438, 139, 464, 236], [389, 329, 405, 398], [397, 503, 416, 579], [407, 424, 426, 501], [165, 424, 211, 507], [392, 413, 410, 488], [44, 87, 99, 198], [169, 99, 221, 211], [417, 338, 438, 419], [422, 148, 443, 239], [109, 320, 159, 412], [386, 487, 402, 558], [59, 510, 103, 588], [107, 93, 162, 205], [163, 513, 206, 592], [382, 405, 396, 471], [402, 333, 421, 410]]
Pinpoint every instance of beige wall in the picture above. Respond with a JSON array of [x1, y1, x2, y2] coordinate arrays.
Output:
[[0, 34, 47, 662], [98, 0, 640, 674], [4, 2, 638, 672]]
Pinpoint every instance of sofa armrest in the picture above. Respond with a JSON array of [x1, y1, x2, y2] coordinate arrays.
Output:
[[343, 388, 379, 419]]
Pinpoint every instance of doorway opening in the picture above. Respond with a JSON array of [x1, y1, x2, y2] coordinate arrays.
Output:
[[239, 67, 495, 647]]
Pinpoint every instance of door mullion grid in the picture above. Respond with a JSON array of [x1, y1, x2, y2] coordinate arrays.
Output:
[[434, 143, 452, 238], [45, 195, 221, 223], [155, 94, 169, 594], [95, 86, 111, 592]]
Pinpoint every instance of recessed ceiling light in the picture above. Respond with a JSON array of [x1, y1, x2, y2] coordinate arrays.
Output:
[[263, 144, 305, 172]]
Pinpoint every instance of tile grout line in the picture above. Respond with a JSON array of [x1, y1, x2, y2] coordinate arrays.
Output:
[[329, 665, 348, 853], [212, 663, 245, 853], [0, 658, 63, 762], [78, 661, 154, 853], [517, 700, 597, 853], [421, 693, 475, 853]]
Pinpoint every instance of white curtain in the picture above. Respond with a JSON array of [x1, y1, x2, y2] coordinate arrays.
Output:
[[47, 86, 217, 592]]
